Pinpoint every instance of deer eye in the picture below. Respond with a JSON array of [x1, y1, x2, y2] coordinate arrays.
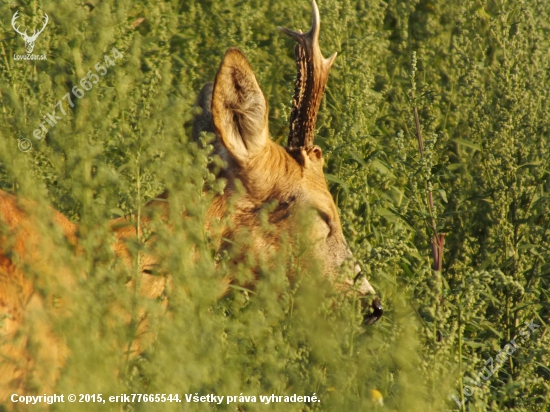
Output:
[[142, 265, 160, 276], [317, 210, 332, 234]]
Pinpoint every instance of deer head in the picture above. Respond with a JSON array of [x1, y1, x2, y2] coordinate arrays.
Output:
[[195, 0, 382, 324], [11, 11, 49, 54]]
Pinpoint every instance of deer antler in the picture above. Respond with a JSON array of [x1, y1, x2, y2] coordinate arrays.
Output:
[[11, 11, 28, 37], [32, 14, 49, 39], [279, 0, 336, 151]]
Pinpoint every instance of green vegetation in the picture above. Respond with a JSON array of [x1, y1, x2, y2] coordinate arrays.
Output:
[[1, 0, 549, 410]]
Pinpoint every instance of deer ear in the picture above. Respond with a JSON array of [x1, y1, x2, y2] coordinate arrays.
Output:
[[212, 48, 269, 164]]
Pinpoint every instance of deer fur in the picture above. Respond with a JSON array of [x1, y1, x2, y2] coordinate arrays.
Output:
[[0, 1, 381, 403]]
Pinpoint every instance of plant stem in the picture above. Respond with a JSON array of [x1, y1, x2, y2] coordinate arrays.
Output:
[[410, 81, 445, 272]]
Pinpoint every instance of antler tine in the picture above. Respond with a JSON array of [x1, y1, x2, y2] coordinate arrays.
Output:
[[35, 14, 49, 37], [278, 0, 337, 151], [11, 11, 28, 36]]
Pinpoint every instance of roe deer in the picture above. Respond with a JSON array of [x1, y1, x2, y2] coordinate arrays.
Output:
[[0, 0, 382, 404]]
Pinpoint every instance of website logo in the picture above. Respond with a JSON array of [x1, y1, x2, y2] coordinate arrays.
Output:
[[12, 11, 48, 60]]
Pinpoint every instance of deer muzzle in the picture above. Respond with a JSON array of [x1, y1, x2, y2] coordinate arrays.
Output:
[[353, 267, 383, 325], [364, 297, 383, 325]]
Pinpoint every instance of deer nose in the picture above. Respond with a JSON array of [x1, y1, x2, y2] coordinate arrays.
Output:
[[354, 269, 383, 325], [364, 297, 383, 325]]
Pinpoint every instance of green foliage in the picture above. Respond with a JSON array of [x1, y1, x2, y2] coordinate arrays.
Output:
[[0, 0, 549, 411]]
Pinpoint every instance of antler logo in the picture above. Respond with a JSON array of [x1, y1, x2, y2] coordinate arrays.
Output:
[[11, 11, 49, 54]]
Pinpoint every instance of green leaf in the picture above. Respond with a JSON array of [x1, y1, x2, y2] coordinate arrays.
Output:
[[109, 208, 126, 218], [438, 189, 448, 203], [349, 149, 367, 168], [518, 244, 539, 250], [372, 158, 390, 175], [377, 207, 399, 223], [385, 186, 404, 207], [453, 139, 482, 151], [518, 161, 543, 169], [465, 340, 486, 349], [325, 174, 349, 195]]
